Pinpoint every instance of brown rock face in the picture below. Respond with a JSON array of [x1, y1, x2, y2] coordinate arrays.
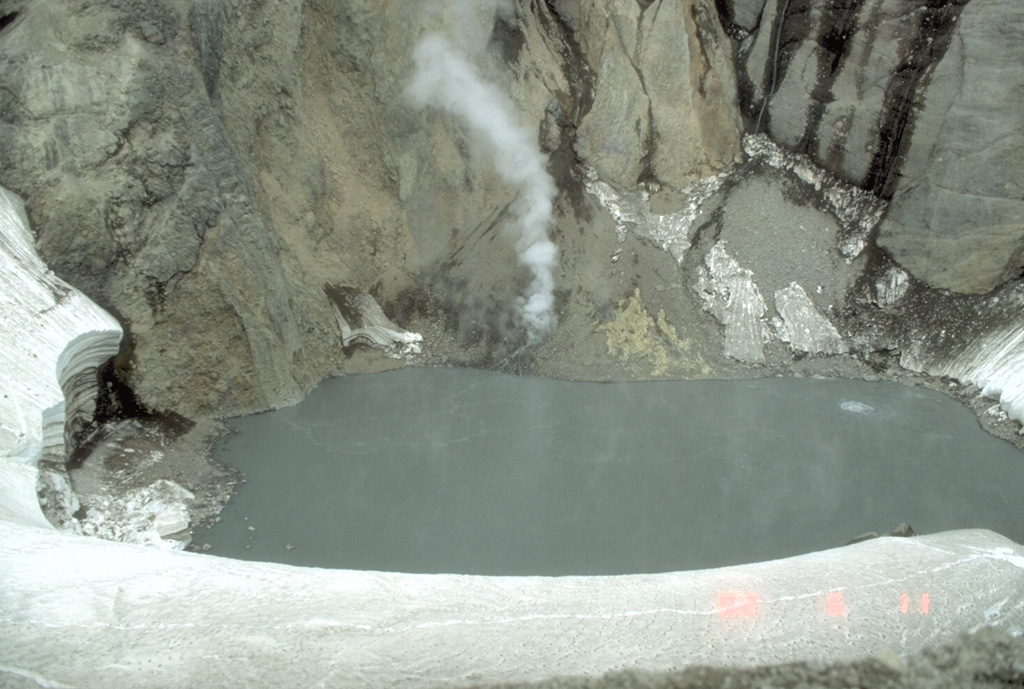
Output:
[[572, 0, 744, 187], [0, 0, 744, 417]]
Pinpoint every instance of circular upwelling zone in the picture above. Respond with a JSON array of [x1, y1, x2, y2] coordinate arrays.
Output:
[[196, 367, 1024, 575]]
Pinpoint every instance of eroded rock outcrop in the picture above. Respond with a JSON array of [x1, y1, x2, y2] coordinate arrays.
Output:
[[0, 0, 307, 417], [570, 0, 743, 187], [725, 0, 1024, 294], [877, 0, 1024, 293], [0, 0, 747, 417]]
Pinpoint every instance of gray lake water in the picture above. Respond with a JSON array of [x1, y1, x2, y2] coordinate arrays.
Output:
[[197, 367, 1024, 575]]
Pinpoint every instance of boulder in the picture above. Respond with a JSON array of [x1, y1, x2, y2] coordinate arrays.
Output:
[[877, 0, 1024, 293], [773, 282, 848, 355]]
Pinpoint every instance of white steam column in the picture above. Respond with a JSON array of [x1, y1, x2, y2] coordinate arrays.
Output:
[[406, 29, 558, 345]]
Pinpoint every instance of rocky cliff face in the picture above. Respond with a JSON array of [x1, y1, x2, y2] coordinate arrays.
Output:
[[0, 0, 743, 416], [1, 0, 310, 416], [0, 0, 1022, 430], [723, 0, 1024, 293]]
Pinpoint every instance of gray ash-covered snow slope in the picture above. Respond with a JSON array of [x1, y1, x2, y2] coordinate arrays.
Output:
[[2, 184, 1024, 688], [3, 518, 1024, 689]]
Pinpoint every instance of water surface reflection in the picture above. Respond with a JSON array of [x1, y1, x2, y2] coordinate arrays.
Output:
[[198, 368, 1024, 575]]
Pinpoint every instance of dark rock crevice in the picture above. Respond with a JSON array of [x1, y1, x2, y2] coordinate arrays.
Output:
[[490, 13, 526, 65], [753, 0, 806, 133], [189, 0, 223, 102], [864, 0, 969, 199], [544, 9, 596, 126], [534, 0, 597, 212], [796, 0, 864, 154], [0, 8, 19, 34]]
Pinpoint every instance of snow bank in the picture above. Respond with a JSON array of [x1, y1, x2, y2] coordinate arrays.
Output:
[[906, 320, 1024, 427], [2, 518, 1023, 688], [0, 187, 122, 467]]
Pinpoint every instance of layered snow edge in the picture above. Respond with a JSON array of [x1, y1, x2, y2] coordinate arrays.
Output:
[[0, 186, 122, 529]]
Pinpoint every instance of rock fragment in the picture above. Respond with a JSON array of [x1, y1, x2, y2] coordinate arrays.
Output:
[[323, 285, 422, 356]]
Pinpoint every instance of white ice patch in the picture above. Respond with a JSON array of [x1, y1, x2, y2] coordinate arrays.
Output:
[[908, 320, 1024, 427], [696, 242, 770, 364], [772, 282, 848, 355], [583, 168, 727, 263], [872, 265, 910, 307], [840, 401, 875, 414]]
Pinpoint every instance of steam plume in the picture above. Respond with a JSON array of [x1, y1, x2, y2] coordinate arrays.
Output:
[[407, 29, 558, 344]]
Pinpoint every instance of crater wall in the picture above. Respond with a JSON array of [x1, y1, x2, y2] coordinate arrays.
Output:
[[0, 0, 1021, 434]]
